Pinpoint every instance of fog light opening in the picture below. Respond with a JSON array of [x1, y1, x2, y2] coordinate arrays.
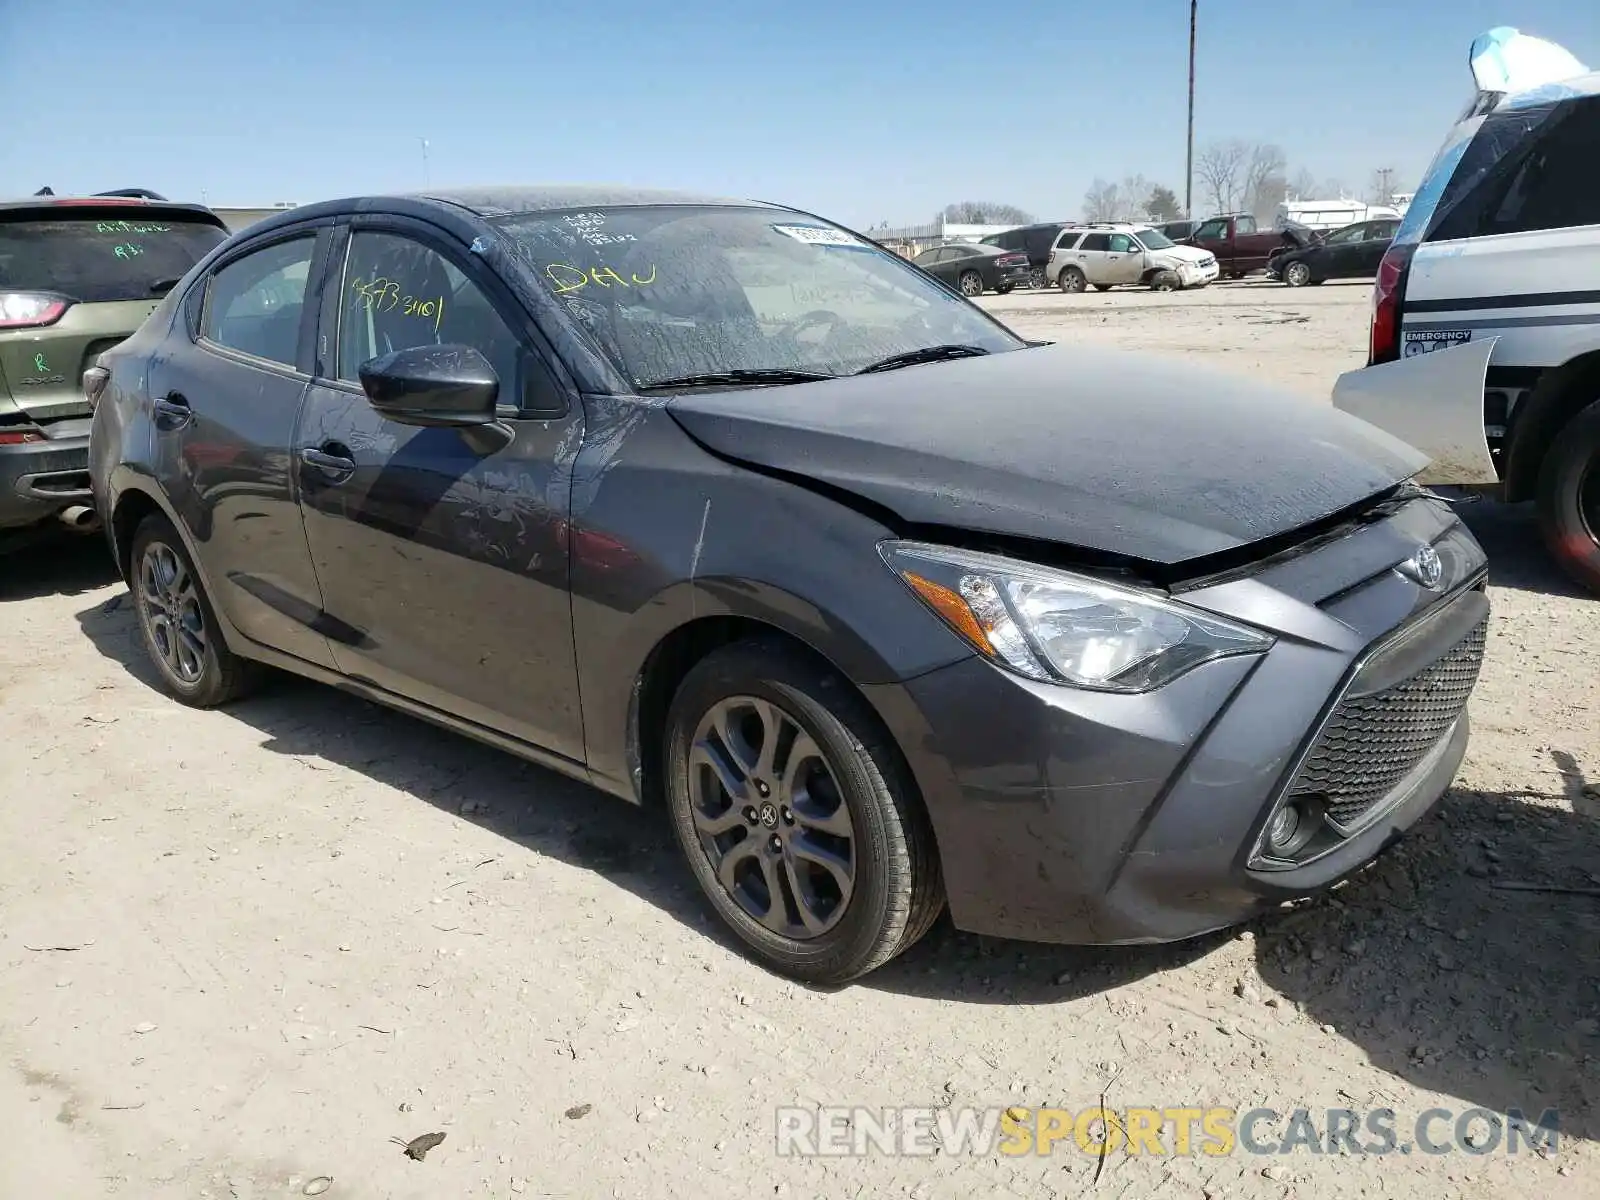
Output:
[[1263, 798, 1320, 859]]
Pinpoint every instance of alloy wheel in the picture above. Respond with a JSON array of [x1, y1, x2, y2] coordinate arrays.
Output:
[[959, 272, 984, 297], [138, 541, 208, 685], [686, 695, 856, 939], [1284, 262, 1311, 287], [1028, 267, 1046, 290]]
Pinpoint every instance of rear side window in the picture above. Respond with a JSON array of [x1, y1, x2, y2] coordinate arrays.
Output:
[[1079, 233, 1111, 252], [201, 237, 315, 368], [0, 213, 227, 303], [1427, 96, 1600, 241]]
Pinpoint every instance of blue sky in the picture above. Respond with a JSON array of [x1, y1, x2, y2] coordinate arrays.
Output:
[[2, 0, 1596, 228]]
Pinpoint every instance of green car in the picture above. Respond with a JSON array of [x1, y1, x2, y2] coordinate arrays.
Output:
[[1, 190, 230, 550]]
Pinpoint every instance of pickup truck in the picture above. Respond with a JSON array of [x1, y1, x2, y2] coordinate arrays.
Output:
[[1184, 213, 1290, 278]]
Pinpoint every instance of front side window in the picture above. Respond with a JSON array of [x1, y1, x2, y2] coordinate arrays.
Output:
[[337, 231, 522, 393], [1194, 219, 1228, 240], [0, 212, 228, 304], [1108, 234, 1135, 253], [1324, 223, 1367, 245], [201, 237, 315, 368], [496, 205, 1022, 387]]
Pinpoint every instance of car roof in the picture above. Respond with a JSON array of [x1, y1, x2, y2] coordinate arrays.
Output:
[[422, 185, 772, 216], [0, 194, 224, 224]]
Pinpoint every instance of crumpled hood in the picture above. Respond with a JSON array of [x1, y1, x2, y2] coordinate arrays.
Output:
[[666, 344, 1428, 566], [1152, 245, 1215, 266]]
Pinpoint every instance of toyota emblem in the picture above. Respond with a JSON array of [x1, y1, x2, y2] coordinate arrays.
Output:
[[1401, 543, 1444, 590]]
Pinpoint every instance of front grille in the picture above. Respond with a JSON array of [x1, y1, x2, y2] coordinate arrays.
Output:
[[1288, 617, 1487, 831]]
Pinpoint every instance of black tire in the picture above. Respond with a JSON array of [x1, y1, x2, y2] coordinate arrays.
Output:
[[1149, 270, 1180, 292], [663, 639, 944, 984], [1282, 261, 1312, 288], [957, 270, 984, 297], [1093, 284, 1113, 292], [130, 514, 260, 707], [995, 284, 1012, 295], [1058, 266, 1087, 294], [1536, 397, 1600, 595]]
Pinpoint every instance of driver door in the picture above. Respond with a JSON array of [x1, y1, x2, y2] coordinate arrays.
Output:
[[294, 219, 588, 762], [1105, 233, 1145, 285]]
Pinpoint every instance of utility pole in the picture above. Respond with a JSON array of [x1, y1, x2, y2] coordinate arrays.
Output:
[[1186, 0, 1197, 217]]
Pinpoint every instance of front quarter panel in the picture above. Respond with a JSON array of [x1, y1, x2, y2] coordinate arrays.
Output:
[[568, 396, 974, 795]]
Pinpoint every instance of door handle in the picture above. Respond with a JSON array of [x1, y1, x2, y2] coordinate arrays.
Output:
[[299, 446, 356, 477]]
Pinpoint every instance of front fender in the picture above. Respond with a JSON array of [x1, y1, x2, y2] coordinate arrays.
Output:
[[1331, 337, 1499, 485]]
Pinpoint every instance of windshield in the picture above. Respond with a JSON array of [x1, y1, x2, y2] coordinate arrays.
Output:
[[493, 205, 1023, 387], [0, 213, 228, 302], [1135, 228, 1176, 250]]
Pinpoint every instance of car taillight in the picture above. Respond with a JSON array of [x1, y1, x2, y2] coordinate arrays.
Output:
[[1368, 244, 1415, 366], [0, 291, 71, 329], [0, 428, 44, 445], [83, 366, 111, 410], [1047, 249, 1056, 263]]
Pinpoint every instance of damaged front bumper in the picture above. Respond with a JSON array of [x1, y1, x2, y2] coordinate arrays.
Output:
[[863, 496, 1488, 945], [1331, 337, 1499, 486]]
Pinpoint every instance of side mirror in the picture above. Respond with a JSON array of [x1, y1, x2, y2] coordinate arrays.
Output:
[[358, 344, 498, 428]]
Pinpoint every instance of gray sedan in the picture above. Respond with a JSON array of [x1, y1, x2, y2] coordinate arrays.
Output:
[[89, 186, 1488, 983]]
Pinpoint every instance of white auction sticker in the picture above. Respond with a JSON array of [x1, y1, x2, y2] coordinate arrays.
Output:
[[772, 224, 862, 247]]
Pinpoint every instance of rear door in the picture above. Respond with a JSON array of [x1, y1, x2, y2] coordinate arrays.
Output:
[[146, 223, 339, 669], [0, 206, 228, 430], [294, 218, 587, 761]]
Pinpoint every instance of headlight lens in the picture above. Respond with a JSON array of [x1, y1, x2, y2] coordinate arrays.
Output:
[[882, 541, 1274, 692]]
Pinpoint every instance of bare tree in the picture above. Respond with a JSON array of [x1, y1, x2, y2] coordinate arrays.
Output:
[[1287, 167, 1318, 200], [1321, 178, 1349, 198], [1082, 179, 1123, 223], [1196, 140, 1248, 215], [942, 201, 1034, 225], [1369, 167, 1399, 206], [1241, 143, 1288, 223]]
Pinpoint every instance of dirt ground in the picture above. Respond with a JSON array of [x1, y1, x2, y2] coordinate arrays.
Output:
[[3, 279, 1597, 1200]]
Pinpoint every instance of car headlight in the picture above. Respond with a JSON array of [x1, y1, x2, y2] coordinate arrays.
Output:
[[881, 541, 1274, 692]]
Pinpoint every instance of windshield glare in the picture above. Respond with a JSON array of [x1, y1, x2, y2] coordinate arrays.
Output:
[[494, 206, 1023, 387], [1136, 228, 1176, 250]]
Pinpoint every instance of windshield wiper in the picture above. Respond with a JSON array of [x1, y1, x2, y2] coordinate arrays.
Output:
[[855, 344, 990, 374], [637, 368, 837, 391], [149, 276, 184, 297]]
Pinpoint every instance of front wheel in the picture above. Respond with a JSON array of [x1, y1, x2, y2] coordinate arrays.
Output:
[[1093, 284, 1113, 292], [130, 515, 260, 706], [1058, 267, 1087, 294], [958, 270, 984, 297], [1536, 397, 1600, 594], [664, 640, 944, 984], [1282, 261, 1312, 287], [1149, 270, 1180, 292]]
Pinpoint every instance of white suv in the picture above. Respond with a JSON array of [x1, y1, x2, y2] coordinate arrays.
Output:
[[1045, 224, 1219, 293], [1331, 28, 1600, 593]]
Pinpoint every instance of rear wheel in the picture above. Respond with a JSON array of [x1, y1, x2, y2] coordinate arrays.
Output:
[[1028, 267, 1046, 290], [1149, 270, 1180, 292], [958, 270, 984, 297], [130, 515, 260, 706], [995, 284, 1013, 295], [1058, 266, 1087, 294], [1536, 397, 1600, 595], [663, 640, 944, 983]]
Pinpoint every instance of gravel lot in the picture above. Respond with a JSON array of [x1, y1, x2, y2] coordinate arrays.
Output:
[[3, 279, 1597, 1200]]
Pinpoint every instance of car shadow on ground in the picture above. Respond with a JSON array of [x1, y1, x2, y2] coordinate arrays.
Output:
[[0, 533, 119, 601], [1254, 782, 1600, 1144]]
